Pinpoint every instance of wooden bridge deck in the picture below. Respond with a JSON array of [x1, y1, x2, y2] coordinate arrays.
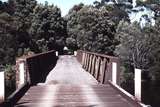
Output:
[[45, 55, 98, 85], [15, 55, 138, 107]]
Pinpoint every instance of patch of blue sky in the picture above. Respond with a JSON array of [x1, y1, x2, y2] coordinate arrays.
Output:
[[129, 6, 155, 27], [37, 0, 101, 16], [1, 0, 101, 16]]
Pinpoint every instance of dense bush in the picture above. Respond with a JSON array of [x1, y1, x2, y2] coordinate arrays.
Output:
[[115, 19, 160, 81], [66, 4, 118, 55], [29, 3, 67, 52], [4, 64, 16, 97]]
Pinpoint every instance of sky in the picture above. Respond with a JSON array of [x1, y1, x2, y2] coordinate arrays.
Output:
[[129, 6, 155, 27], [38, 0, 101, 16], [2, 0, 100, 16]]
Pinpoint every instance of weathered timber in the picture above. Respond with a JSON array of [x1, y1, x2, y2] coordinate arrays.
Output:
[[45, 55, 98, 85], [15, 84, 136, 107]]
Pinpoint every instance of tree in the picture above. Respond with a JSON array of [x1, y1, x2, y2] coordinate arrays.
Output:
[[66, 5, 118, 55], [13, 0, 37, 55], [115, 19, 160, 81], [137, 0, 160, 5], [29, 4, 67, 53], [93, 1, 130, 25], [0, 1, 17, 65]]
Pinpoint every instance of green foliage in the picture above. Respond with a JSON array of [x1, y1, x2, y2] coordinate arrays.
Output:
[[29, 4, 67, 52], [13, 0, 37, 55], [0, 9, 17, 65], [137, 0, 160, 5], [120, 63, 134, 83], [115, 19, 160, 81], [4, 64, 16, 88], [66, 37, 77, 50], [66, 5, 118, 55], [104, 4, 129, 25], [0, 0, 67, 65], [4, 64, 16, 97], [94, 1, 129, 25]]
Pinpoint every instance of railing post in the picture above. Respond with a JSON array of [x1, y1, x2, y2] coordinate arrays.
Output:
[[112, 62, 117, 84], [94, 57, 100, 79], [86, 54, 89, 70], [82, 52, 85, 68], [74, 51, 77, 56], [82, 52, 85, 66], [84, 53, 87, 69], [83, 53, 87, 69], [0, 69, 4, 103], [16, 59, 26, 88], [134, 68, 141, 101], [56, 51, 58, 56], [91, 55, 96, 75], [83, 53, 86, 69], [88, 55, 93, 72], [99, 58, 106, 83]]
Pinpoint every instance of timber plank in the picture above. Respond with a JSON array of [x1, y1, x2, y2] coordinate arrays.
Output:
[[16, 84, 135, 107]]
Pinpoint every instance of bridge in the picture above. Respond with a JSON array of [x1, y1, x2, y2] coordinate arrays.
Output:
[[0, 50, 146, 107]]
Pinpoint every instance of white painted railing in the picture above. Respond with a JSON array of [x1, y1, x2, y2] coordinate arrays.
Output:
[[0, 71, 4, 102], [56, 51, 58, 56], [17, 59, 26, 88], [112, 62, 117, 84], [74, 51, 77, 56], [19, 61, 25, 87], [134, 68, 142, 101]]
